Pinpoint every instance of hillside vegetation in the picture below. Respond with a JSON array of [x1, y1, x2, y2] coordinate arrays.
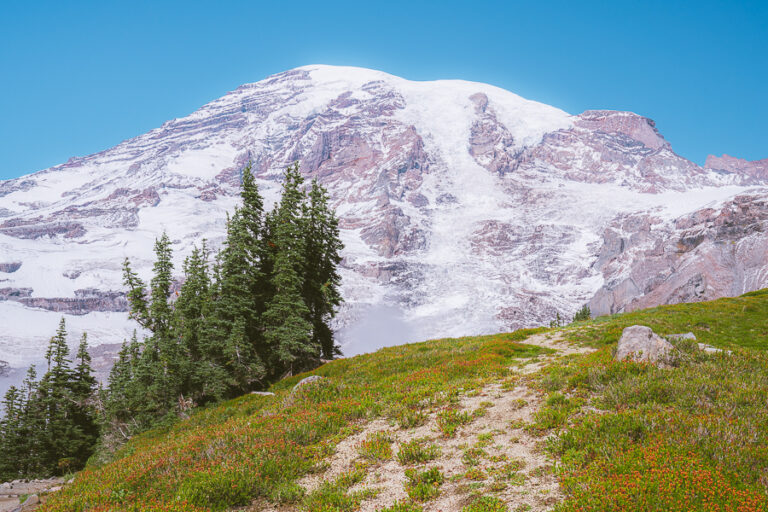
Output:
[[41, 290, 768, 512]]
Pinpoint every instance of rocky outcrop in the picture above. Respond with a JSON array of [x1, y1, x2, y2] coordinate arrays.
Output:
[[575, 110, 669, 151], [0, 288, 33, 300], [0, 478, 64, 512], [468, 93, 520, 175], [590, 194, 768, 315], [0, 219, 86, 239], [615, 325, 676, 366], [0, 288, 127, 315], [0, 262, 21, 273], [705, 154, 768, 184]]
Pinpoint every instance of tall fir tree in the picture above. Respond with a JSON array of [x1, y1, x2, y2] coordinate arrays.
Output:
[[204, 162, 268, 394], [70, 333, 99, 467], [303, 179, 344, 359], [174, 242, 227, 403], [0, 386, 24, 480], [262, 164, 315, 377]]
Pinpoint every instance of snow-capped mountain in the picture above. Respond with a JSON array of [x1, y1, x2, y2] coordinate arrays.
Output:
[[1, 65, 766, 369]]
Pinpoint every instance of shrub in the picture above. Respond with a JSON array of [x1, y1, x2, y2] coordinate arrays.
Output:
[[397, 438, 441, 465], [404, 467, 444, 502], [462, 496, 508, 512], [357, 431, 394, 461], [437, 409, 473, 437]]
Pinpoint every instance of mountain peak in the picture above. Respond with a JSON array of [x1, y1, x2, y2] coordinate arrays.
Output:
[[0, 66, 767, 372]]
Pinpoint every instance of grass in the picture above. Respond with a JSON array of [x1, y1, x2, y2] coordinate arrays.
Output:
[[437, 408, 474, 437], [544, 289, 768, 511], [463, 496, 508, 512], [377, 500, 423, 512], [357, 431, 394, 461], [397, 438, 441, 465], [40, 329, 547, 512], [404, 467, 444, 501], [568, 288, 768, 351], [301, 467, 375, 512], [37, 291, 768, 511]]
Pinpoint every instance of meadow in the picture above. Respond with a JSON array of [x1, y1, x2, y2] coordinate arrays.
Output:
[[39, 290, 768, 511]]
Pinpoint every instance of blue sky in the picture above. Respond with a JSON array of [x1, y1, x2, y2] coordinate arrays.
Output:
[[1, 0, 766, 180]]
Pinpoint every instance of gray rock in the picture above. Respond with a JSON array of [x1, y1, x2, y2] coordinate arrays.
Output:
[[667, 332, 697, 341], [20, 494, 38, 509], [250, 391, 275, 396], [697, 343, 732, 355], [615, 325, 677, 366], [292, 375, 325, 392]]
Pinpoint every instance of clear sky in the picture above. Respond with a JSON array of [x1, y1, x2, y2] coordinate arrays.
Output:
[[1, 0, 766, 180]]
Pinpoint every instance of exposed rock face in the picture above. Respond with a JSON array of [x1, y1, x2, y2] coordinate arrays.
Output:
[[0, 288, 127, 315], [705, 154, 768, 184], [0, 64, 766, 367], [0, 262, 21, 273], [590, 193, 768, 315], [615, 325, 676, 366]]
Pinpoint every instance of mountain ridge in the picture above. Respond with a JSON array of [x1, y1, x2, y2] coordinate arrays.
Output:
[[0, 64, 767, 368]]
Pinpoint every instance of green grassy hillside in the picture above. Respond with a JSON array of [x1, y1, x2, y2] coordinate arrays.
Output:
[[40, 291, 768, 512]]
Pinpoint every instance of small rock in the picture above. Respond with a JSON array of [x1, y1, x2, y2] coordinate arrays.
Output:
[[697, 343, 732, 355], [21, 494, 39, 509], [667, 332, 696, 341], [49, 486, 62, 492], [615, 325, 677, 367], [250, 391, 275, 396], [292, 375, 325, 391]]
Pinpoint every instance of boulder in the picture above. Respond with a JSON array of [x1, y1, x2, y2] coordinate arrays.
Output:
[[19, 494, 39, 510], [250, 391, 275, 396], [615, 325, 676, 366], [292, 375, 325, 392], [667, 332, 696, 341]]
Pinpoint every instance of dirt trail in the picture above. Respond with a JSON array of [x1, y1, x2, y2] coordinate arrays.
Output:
[[251, 331, 592, 512]]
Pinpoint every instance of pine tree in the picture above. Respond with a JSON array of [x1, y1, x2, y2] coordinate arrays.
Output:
[[303, 179, 344, 359], [174, 242, 227, 403], [0, 386, 24, 480], [572, 304, 591, 323], [69, 333, 99, 468], [18, 365, 43, 476], [121, 233, 182, 422], [122, 258, 150, 328], [262, 164, 315, 377], [204, 163, 269, 394]]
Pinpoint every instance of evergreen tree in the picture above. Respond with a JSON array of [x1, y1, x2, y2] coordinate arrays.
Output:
[[37, 319, 76, 473], [70, 333, 99, 468], [122, 258, 150, 328], [303, 179, 344, 359], [120, 233, 182, 423], [262, 164, 315, 376], [204, 163, 268, 394], [572, 304, 591, 323], [174, 242, 227, 403], [18, 366, 43, 476], [0, 386, 24, 480]]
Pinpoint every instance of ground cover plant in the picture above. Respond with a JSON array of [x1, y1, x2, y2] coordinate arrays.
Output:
[[543, 290, 768, 511], [38, 291, 768, 511], [40, 330, 547, 512]]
